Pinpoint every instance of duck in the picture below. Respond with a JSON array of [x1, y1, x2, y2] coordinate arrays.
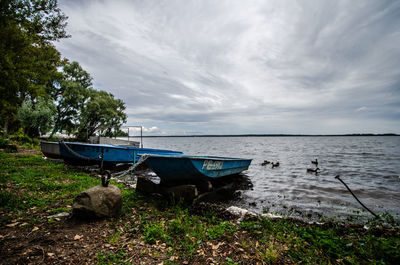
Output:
[[261, 160, 270, 166], [308, 167, 320, 175], [311, 159, 318, 166], [272, 162, 280, 168], [307, 167, 320, 173]]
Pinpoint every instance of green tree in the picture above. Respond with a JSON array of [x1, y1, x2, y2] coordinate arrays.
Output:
[[50, 61, 127, 140], [76, 89, 127, 141], [17, 97, 56, 137], [50, 61, 92, 136], [0, 0, 68, 134]]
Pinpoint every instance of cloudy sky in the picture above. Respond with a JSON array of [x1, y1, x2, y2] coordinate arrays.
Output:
[[56, 0, 400, 135]]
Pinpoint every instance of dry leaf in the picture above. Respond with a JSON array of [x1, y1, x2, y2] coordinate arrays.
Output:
[[283, 245, 289, 251], [74, 234, 82, 240], [6, 222, 19, 227], [211, 244, 218, 250], [20, 222, 28, 226], [47, 253, 55, 257], [31, 226, 39, 232]]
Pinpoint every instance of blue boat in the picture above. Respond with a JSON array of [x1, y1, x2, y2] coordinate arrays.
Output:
[[58, 141, 183, 168], [143, 154, 252, 183]]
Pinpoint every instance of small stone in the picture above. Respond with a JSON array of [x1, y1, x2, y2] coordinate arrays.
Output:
[[47, 212, 70, 219]]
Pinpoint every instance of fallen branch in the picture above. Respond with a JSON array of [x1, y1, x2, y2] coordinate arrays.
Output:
[[335, 175, 379, 219]]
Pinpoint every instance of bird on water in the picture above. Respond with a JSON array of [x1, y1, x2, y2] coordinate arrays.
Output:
[[261, 160, 270, 166], [272, 162, 280, 168], [307, 167, 320, 173]]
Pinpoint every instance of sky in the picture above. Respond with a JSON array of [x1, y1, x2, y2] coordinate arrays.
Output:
[[56, 0, 400, 135]]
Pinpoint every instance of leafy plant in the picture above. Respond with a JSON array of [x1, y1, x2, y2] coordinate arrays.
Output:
[[96, 250, 127, 265], [207, 221, 236, 240], [142, 222, 166, 244]]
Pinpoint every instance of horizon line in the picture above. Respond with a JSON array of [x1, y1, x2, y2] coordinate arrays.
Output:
[[127, 133, 399, 137]]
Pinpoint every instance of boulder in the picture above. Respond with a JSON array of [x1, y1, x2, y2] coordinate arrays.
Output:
[[72, 185, 122, 219]]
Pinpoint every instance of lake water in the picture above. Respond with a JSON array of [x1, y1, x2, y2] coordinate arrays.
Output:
[[130, 136, 400, 222]]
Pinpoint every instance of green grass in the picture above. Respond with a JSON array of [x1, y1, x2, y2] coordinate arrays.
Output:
[[239, 216, 400, 264], [0, 151, 99, 224]]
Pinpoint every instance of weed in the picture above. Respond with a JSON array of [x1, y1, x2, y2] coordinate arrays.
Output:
[[96, 250, 127, 264], [258, 240, 280, 263], [225, 257, 238, 265], [109, 231, 121, 244], [207, 221, 236, 240], [142, 221, 166, 244]]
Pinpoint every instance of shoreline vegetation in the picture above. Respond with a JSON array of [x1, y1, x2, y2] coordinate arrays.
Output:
[[1, 147, 399, 264]]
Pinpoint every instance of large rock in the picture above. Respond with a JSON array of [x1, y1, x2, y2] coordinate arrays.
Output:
[[73, 185, 122, 219]]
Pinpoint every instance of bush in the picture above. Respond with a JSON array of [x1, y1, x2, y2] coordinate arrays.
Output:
[[9, 128, 39, 148], [0, 134, 10, 146]]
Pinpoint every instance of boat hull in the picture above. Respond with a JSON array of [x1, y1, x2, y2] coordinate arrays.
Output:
[[58, 141, 183, 168], [144, 155, 252, 183], [40, 141, 61, 159]]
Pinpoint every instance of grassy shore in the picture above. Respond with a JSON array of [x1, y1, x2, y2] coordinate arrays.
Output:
[[0, 150, 399, 264]]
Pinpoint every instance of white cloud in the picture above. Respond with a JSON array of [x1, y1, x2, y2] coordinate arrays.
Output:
[[57, 0, 400, 134]]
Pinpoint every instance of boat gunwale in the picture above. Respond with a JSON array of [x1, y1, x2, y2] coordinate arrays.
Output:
[[61, 141, 182, 153], [142, 154, 252, 162]]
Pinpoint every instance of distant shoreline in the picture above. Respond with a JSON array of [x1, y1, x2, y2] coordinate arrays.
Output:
[[127, 133, 399, 138]]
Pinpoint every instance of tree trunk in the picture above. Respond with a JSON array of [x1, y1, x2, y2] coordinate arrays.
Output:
[[4, 120, 9, 136]]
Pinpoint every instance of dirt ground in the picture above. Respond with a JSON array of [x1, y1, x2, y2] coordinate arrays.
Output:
[[0, 210, 289, 265]]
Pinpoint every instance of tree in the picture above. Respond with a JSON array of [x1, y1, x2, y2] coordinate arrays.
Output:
[[76, 89, 127, 141], [0, 0, 68, 134], [17, 97, 56, 137], [50, 61, 92, 136], [50, 61, 127, 140]]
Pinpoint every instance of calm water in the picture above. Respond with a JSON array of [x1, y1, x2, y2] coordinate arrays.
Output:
[[132, 136, 400, 221]]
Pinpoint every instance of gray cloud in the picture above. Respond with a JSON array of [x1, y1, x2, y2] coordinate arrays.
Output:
[[56, 0, 400, 135]]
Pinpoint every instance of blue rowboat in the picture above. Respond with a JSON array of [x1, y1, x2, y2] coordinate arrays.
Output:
[[143, 155, 252, 183], [58, 141, 183, 168]]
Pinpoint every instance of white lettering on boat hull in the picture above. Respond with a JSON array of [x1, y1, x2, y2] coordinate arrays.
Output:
[[202, 160, 223, 170]]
